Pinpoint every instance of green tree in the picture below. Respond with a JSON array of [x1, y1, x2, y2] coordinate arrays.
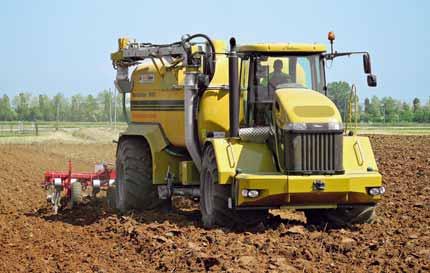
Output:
[[327, 81, 351, 121], [364, 97, 370, 114], [0, 95, 17, 121], [367, 96, 382, 122], [413, 97, 420, 112], [84, 94, 98, 122], [414, 108, 426, 122], [29, 96, 42, 121], [97, 90, 112, 122], [13, 92, 31, 120], [70, 94, 84, 121], [360, 97, 371, 122], [381, 97, 401, 123], [53, 93, 69, 121], [38, 94, 55, 121], [399, 103, 413, 122]]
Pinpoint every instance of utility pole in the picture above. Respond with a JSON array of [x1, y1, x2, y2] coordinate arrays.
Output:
[[56, 102, 60, 131]]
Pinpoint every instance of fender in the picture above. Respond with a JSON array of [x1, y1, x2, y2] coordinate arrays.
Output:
[[118, 123, 169, 152], [117, 123, 182, 184], [204, 138, 277, 184]]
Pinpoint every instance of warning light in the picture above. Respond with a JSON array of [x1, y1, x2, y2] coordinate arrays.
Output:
[[328, 31, 335, 42]]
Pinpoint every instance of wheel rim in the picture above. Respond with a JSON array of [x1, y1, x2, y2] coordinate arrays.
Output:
[[204, 170, 214, 214]]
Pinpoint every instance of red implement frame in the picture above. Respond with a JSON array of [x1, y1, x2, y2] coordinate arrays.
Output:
[[43, 160, 116, 202]]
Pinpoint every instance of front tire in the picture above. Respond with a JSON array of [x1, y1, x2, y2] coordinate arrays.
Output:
[[305, 205, 376, 226], [200, 145, 268, 229], [115, 137, 166, 212]]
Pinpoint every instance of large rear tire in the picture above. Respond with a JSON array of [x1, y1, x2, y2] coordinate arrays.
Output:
[[115, 137, 166, 212], [305, 205, 376, 226], [200, 145, 268, 229]]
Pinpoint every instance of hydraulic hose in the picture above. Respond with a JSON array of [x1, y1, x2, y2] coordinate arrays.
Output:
[[182, 34, 217, 164], [182, 33, 217, 86], [122, 92, 129, 124]]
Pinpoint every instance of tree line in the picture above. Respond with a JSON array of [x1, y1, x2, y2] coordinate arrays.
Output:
[[0, 90, 128, 122], [0, 83, 429, 123], [327, 81, 430, 123]]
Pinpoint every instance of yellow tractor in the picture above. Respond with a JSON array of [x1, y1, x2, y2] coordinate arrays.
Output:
[[110, 32, 384, 228]]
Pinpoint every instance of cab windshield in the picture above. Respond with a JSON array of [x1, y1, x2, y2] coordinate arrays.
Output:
[[240, 54, 325, 126]]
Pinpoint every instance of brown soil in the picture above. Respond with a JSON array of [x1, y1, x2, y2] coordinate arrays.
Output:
[[0, 136, 429, 272]]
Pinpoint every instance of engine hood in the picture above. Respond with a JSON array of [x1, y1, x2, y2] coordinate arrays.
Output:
[[274, 88, 342, 128]]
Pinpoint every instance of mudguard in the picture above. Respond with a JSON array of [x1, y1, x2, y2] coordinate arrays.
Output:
[[205, 138, 277, 184], [118, 123, 182, 184]]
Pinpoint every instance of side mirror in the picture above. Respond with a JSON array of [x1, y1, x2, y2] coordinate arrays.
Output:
[[363, 54, 372, 74], [367, 74, 377, 87]]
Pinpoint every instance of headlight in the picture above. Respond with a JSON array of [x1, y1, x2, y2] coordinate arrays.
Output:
[[328, 122, 343, 130], [241, 189, 260, 198], [247, 190, 260, 198], [284, 123, 307, 131], [283, 122, 343, 131], [241, 189, 249, 197], [368, 186, 385, 196]]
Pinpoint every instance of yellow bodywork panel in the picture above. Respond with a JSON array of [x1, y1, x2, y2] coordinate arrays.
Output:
[[197, 88, 245, 142], [119, 123, 183, 184], [152, 149, 183, 185], [234, 172, 381, 207], [208, 138, 277, 184], [120, 123, 168, 152], [130, 41, 229, 148], [132, 110, 185, 147], [274, 89, 342, 126], [179, 161, 200, 185], [130, 59, 186, 147], [209, 134, 382, 207], [210, 135, 378, 185], [238, 43, 326, 53], [343, 135, 379, 173]]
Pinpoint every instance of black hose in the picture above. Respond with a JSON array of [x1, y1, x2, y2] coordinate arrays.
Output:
[[182, 34, 218, 153], [122, 92, 129, 124], [183, 33, 216, 83]]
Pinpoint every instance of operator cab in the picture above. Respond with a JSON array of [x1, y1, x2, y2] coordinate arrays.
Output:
[[238, 43, 327, 126]]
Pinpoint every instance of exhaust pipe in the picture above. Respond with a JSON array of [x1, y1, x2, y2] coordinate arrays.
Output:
[[228, 37, 239, 138]]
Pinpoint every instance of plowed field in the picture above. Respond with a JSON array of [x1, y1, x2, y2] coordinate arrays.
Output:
[[0, 136, 429, 272]]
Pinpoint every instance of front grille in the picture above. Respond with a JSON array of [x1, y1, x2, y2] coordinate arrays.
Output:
[[301, 133, 335, 172], [282, 131, 343, 174]]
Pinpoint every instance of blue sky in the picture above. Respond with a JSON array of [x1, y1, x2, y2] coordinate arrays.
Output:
[[0, 0, 428, 102]]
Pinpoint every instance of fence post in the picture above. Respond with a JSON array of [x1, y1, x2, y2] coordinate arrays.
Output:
[[35, 121, 39, 136]]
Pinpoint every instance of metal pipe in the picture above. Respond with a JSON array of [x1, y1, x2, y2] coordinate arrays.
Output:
[[172, 187, 200, 197], [184, 68, 202, 171], [228, 37, 239, 138]]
